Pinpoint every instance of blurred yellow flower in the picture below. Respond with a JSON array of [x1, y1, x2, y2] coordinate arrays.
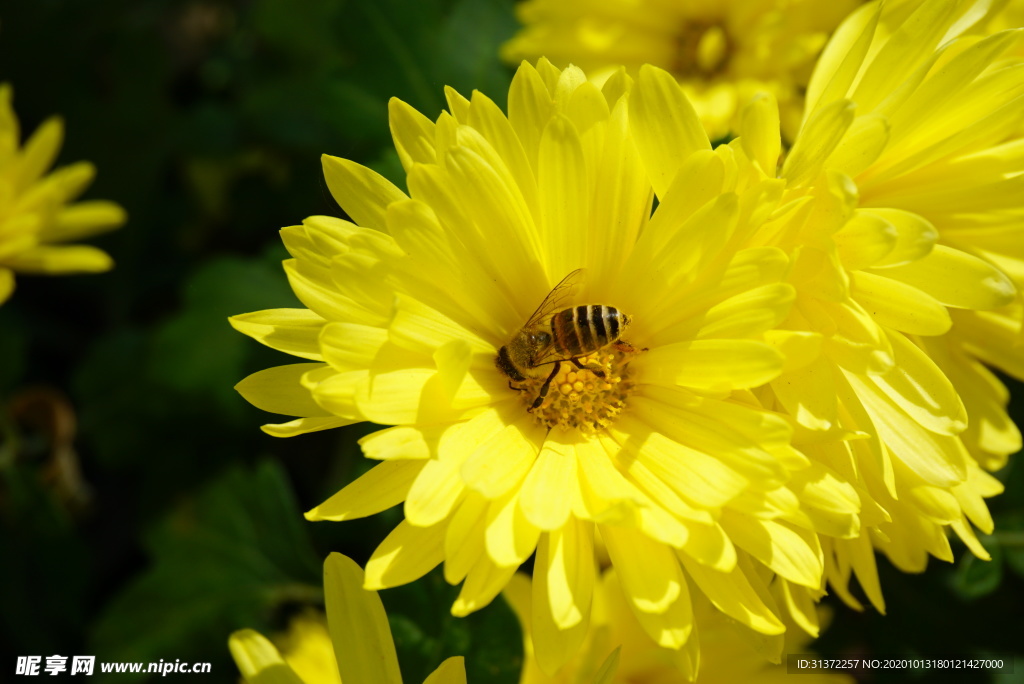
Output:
[[274, 613, 342, 684], [501, 0, 860, 139], [229, 553, 467, 684], [504, 571, 851, 684], [0, 85, 126, 305], [233, 60, 857, 674]]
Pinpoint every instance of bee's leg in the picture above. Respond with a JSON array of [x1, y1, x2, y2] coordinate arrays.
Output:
[[613, 340, 648, 353], [570, 356, 606, 379], [508, 381, 526, 393], [531, 362, 562, 411]]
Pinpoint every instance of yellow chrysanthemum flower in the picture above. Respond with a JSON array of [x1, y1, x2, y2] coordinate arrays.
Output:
[[229, 553, 467, 684], [705, 0, 1022, 608], [500, 0, 860, 139], [233, 60, 859, 673], [504, 570, 851, 684], [274, 612, 341, 684], [0, 85, 126, 305]]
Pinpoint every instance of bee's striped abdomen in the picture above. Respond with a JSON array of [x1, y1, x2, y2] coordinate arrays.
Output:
[[550, 305, 628, 357]]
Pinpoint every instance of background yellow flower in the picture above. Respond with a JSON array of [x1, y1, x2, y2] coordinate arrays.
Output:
[[501, 0, 860, 139], [230, 553, 467, 684], [0, 85, 125, 305], [504, 570, 852, 684]]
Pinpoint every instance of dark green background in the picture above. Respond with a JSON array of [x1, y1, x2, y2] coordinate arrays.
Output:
[[0, 1, 1021, 682]]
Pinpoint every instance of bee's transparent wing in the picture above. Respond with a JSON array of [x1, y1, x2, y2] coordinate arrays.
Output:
[[524, 268, 584, 328]]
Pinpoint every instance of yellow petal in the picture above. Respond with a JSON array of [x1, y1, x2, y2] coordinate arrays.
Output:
[[228, 629, 304, 684], [405, 454, 468, 527], [783, 99, 855, 187], [804, 3, 879, 119], [364, 520, 445, 590], [787, 461, 861, 539], [45, 200, 127, 242], [546, 518, 594, 629], [389, 97, 436, 172], [443, 145, 546, 297], [849, 0, 960, 113], [422, 657, 466, 684], [451, 554, 518, 617], [385, 199, 515, 337], [868, 331, 966, 435], [600, 524, 680, 614], [485, 488, 541, 568], [3, 245, 113, 273], [461, 414, 546, 499], [282, 259, 388, 327], [719, 511, 823, 589], [640, 150, 725, 257], [739, 93, 781, 176], [601, 525, 692, 648], [845, 370, 967, 487], [444, 85, 471, 122], [574, 437, 649, 524], [630, 389, 790, 485], [321, 155, 406, 231], [20, 116, 63, 186], [519, 440, 578, 531], [875, 244, 1016, 310], [531, 534, 589, 675], [629, 65, 709, 197], [466, 90, 538, 223], [359, 424, 442, 461], [834, 209, 899, 272], [591, 648, 621, 684], [635, 339, 784, 391], [608, 413, 747, 509], [261, 416, 356, 438], [230, 309, 326, 361], [851, 270, 951, 335], [763, 329, 823, 373], [780, 579, 821, 637], [306, 460, 424, 521], [773, 356, 838, 431], [507, 62, 555, 174], [585, 99, 651, 298], [678, 521, 737, 573], [696, 283, 795, 339], [0, 268, 13, 304], [347, 365, 497, 425], [323, 553, 403, 684], [444, 493, 487, 584], [826, 112, 890, 178], [843, 534, 886, 613], [677, 553, 785, 636], [236, 363, 332, 417], [538, 114, 588, 281]]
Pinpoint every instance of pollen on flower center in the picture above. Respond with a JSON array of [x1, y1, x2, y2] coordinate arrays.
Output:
[[516, 347, 638, 434], [674, 21, 732, 78]]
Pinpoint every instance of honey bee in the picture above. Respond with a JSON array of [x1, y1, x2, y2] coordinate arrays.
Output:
[[496, 269, 632, 410]]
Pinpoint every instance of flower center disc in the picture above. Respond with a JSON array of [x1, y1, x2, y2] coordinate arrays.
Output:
[[674, 21, 732, 78], [516, 348, 637, 434]]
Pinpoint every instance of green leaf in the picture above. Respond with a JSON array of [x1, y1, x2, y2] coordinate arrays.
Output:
[[149, 255, 299, 416], [950, 538, 1003, 600], [90, 460, 322, 676], [0, 307, 29, 392], [435, 0, 518, 110], [382, 568, 521, 684]]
